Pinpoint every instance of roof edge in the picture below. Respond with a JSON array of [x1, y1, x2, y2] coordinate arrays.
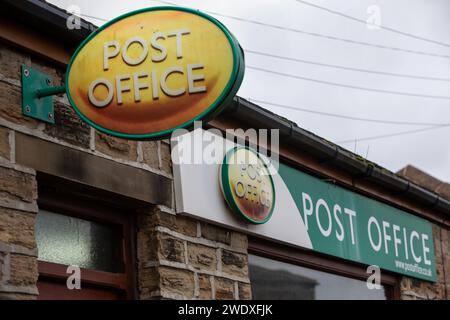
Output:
[[226, 97, 450, 217], [5, 0, 450, 218], [1, 0, 95, 45]]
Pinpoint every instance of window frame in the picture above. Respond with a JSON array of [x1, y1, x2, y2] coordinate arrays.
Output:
[[37, 175, 137, 300], [248, 236, 401, 300]]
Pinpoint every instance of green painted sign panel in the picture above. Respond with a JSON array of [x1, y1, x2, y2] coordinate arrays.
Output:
[[278, 163, 436, 282]]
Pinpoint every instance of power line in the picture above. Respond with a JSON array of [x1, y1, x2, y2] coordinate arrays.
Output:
[[152, 0, 450, 59], [77, 11, 450, 100], [76, 12, 450, 82], [79, 13, 107, 22], [247, 65, 450, 100], [251, 98, 450, 126], [79, 10, 450, 82], [79, 2, 450, 59], [337, 125, 450, 144], [245, 49, 450, 82], [295, 0, 450, 48], [75, 6, 450, 153], [77, 11, 450, 81]]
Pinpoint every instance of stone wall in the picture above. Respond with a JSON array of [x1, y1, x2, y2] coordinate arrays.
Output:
[[397, 166, 450, 300], [0, 41, 250, 300], [0, 42, 41, 297], [399, 224, 450, 300], [137, 207, 251, 300], [0, 169, 38, 300], [0, 42, 166, 299], [0, 39, 449, 300]]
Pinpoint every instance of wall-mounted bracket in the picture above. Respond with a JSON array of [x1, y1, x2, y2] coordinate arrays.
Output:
[[21, 65, 66, 124]]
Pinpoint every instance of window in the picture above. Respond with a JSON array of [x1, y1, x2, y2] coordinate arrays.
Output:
[[249, 255, 387, 300], [36, 174, 136, 300], [36, 210, 123, 273], [248, 237, 399, 300]]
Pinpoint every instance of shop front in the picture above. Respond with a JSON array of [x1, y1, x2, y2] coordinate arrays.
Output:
[[171, 127, 444, 300], [0, 0, 449, 300]]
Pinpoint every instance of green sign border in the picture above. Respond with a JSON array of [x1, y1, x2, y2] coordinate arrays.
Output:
[[220, 146, 276, 224], [65, 6, 245, 140]]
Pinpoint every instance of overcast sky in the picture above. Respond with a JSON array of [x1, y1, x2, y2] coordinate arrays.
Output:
[[47, 0, 450, 182]]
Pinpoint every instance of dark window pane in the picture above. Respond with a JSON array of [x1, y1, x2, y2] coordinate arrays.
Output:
[[36, 210, 123, 273], [249, 255, 387, 300]]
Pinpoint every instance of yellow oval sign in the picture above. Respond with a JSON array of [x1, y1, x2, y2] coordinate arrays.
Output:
[[220, 147, 275, 224], [66, 7, 245, 139]]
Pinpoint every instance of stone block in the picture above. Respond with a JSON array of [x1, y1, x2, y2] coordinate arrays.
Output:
[[0, 167, 37, 203], [0, 208, 36, 249], [215, 277, 235, 300], [201, 222, 231, 245], [158, 233, 185, 263], [0, 43, 29, 81], [187, 243, 217, 271], [142, 210, 197, 238], [221, 249, 248, 277], [198, 274, 212, 299], [160, 142, 172, 174], [230, 232, 247, 251], [44, 102, 90, 148], [8, 254, 38, 287], [95, 131, 137, 161], [0, 127, 10, 160], [238, 282, 252, 300], [159, 267, 195, 299], [0, 82, 40, 128], [141, 141, 159, 169]]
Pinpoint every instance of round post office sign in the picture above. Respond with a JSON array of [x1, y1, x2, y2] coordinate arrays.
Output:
[[220, 147, 275, 224], [66, 6, 245, 140]]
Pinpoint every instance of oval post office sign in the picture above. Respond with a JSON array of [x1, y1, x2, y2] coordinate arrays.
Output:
[[66, 7, 245, 139], [220, 147, 275, 224]]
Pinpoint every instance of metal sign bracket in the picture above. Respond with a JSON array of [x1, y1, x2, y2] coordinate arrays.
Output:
[[21, 64, 66, 124]]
